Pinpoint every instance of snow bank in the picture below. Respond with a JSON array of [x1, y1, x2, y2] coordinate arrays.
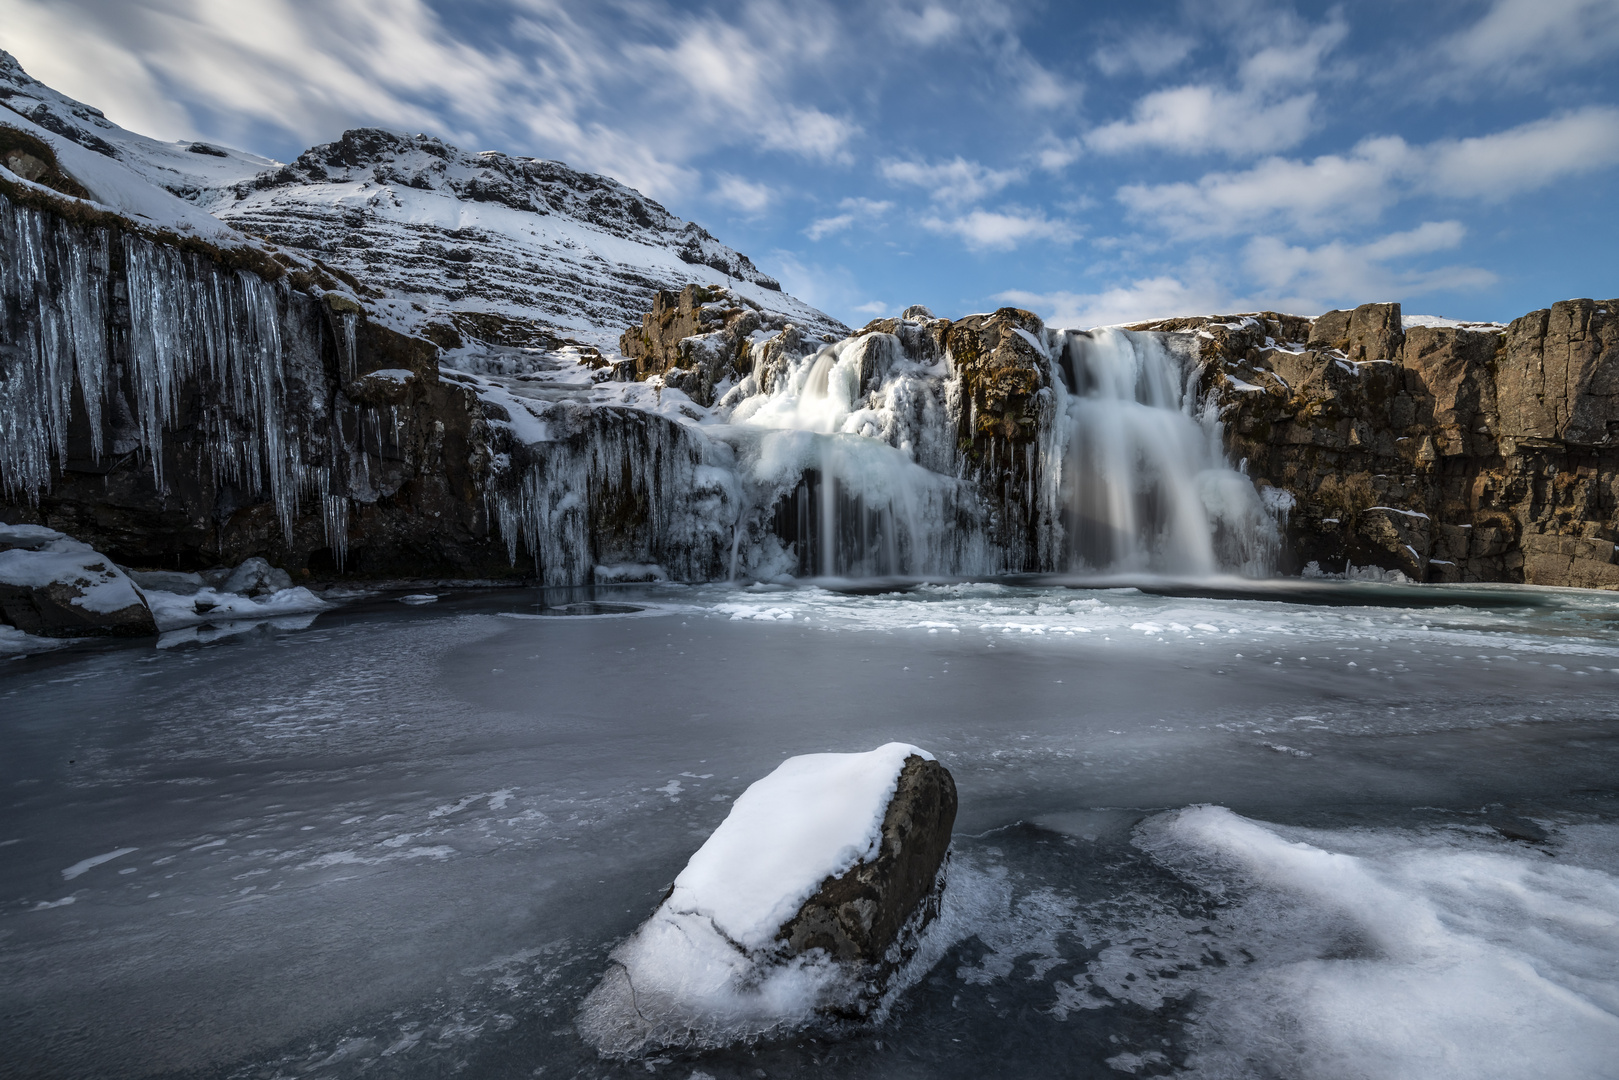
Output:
[[141, 585, 327, 632], [1136, 806, 1619, 1080], [578, 743, 932, 1055], [0, 624, 66, 656]]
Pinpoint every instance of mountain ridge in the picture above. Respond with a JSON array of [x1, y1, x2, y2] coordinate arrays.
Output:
[[0, 50, 844, 351]]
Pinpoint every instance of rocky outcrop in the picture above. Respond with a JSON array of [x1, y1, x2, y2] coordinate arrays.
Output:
[[0, 524, 157, 636], [1153, 299, 1619, 586], [620, 283, 840, 406], [781, 754, 956, 963]]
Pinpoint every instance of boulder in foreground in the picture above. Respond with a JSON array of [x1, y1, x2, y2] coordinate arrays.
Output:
[[577, 743, 956, 1056]]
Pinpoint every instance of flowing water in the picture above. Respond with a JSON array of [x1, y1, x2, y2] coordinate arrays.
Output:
[[3, 578, 1617, 1080]]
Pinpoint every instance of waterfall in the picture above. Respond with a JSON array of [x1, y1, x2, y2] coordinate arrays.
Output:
[[711, 320, 1278, 581], [1054, 328, 1277, 576], [720, 332, 997, 578]]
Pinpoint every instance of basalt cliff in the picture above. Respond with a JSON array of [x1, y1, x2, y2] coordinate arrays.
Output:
[[1138, 301, 1619, 587]]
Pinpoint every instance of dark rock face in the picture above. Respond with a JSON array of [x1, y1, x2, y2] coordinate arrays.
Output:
[[781, 755, 957, 964], [1144, 299, 1619, 587], [0, 189, 518, 580]]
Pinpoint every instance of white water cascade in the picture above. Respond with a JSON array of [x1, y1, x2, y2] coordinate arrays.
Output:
[[1054, 327, 1278, 576], [706, 321, 1278, 580], [720, 331, 999, 578]]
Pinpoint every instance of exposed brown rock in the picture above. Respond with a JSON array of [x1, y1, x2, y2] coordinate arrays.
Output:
[[781, 754, 957, 964], [1182, 298, 1619, 586]]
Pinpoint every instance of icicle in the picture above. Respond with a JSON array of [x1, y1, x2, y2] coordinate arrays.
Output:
[[0, 195, 110, 499]]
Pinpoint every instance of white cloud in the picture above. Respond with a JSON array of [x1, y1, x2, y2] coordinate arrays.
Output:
[[713, 173, 775, 214], [805, 214, 856, 240], [998, 277, 1231, 329], [879, 0, 1077, 109], [1034, 136, 1083, 172], [1440, 0, 1619, 86], [1086, 15, 1345, 158], [616, 3, 861, 166], [1118, 108, 1619, 238], [1087, 84, 1317, 157], [1426, 107, 1619, 200], [880, 156, 1023, 205], [852, 300, 891, 316], [1091, 32, 1196, 78], [1244, 222, 1497, 309], [804, 197, 891, 241], [1117, 136, 1412, 236], [920, 207, 1075, 251], [0, 0, 863, 199]]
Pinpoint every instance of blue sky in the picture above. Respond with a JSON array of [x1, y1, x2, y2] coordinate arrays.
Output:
[[4, 0, 1618, 327]]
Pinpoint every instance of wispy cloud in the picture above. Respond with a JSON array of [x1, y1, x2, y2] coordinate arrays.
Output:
[[1086, 15, 1345, 158], [804, 197, 891, 241], [1244, 222, 1497, 309], [713, 173, 775, 214], [880, 156, 1023, 205], [1436, 0, 1619, 91], [1091, 31, 1196, 78], [1118, 107, 1619, 236], [920, 207, 1075, 251], [999, 276, 1231, 329], [1087, 85, 1318, 157]]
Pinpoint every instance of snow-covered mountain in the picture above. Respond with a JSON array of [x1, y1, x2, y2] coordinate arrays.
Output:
[[0, 51, 842, 350]]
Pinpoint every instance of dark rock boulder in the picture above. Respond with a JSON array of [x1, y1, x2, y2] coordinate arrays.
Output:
[[781, 754, 957, 964], [0, 543, 157, 637]]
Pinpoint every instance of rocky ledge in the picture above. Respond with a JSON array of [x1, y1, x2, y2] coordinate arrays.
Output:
[[1141, 299, 1619, 585]]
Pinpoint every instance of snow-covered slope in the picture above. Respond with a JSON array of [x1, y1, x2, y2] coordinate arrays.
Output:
[[0, 51, 842, 350], [0, 52, 269, 245], [207, 128, 842, 348]]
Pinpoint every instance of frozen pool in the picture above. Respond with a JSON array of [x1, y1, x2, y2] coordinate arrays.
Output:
[[2, 579, 1617, 1079]]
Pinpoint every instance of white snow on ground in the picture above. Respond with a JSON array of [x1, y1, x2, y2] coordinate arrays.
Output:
[[578, 743, 931, 1055], [671, 579, 1619, 661], [1129, 807, 1619, 1080], [0, 624, 65, 656], [140, 585, 328, 632], [1402, 314, 1507, 331], [0, 61, 260, 245]]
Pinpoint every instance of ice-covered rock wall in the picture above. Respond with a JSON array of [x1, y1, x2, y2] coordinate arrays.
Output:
[[0, 182, 753, 585]]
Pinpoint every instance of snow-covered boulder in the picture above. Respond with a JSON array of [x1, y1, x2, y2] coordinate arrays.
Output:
[[0, 531, 157, 637], [218, 557, 294, 597], [578, 743, 956, 1056]]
